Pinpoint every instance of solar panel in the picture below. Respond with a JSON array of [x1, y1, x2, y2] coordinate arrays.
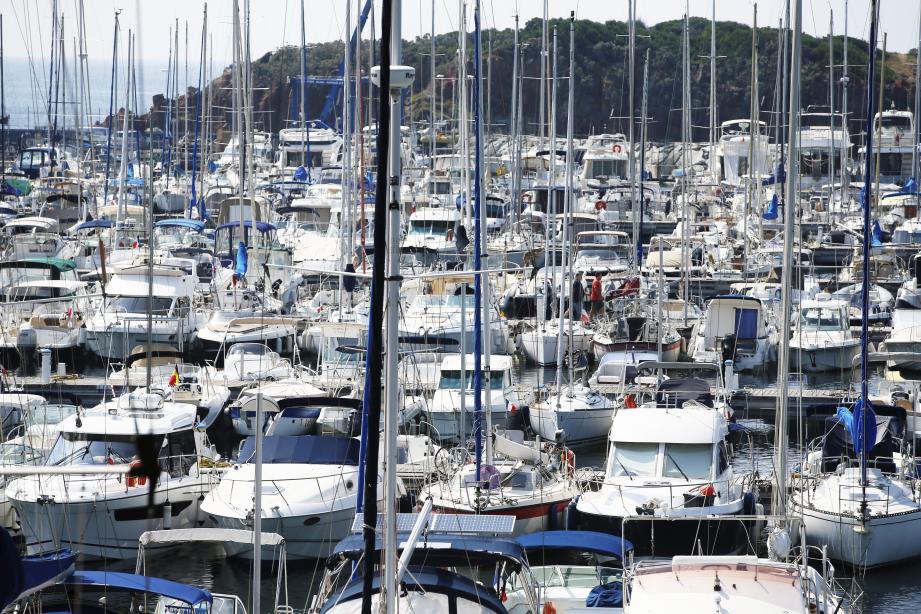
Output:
[[350, 513, 516, 535]]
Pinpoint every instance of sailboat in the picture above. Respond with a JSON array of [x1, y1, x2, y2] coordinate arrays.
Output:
[[788, 0, 921, 568]]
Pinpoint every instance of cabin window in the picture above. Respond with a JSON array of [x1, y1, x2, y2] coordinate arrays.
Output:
[[438, 370, 466, 390], [879, 153, 903, 175], [106, 296, 174, 315], [48, 432, 161, 466], [608, 442, 658, 478], [663, 443, 713, 480], [588, 159, 626, 179], [718, 442, 729, 475], [160, 429, 198, 477], [410, 219, 455, 235]]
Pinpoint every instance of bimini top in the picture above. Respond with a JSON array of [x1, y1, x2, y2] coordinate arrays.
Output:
[[328, 532, 528, 572], [517, 531, 633, 561], [321, 567, 506, 614], [71, 219, 114, 233], [0, 258, 77, 273], [216, 220, 276, 233], [238, 435, 360, 466], [156, 218, 206, 232], [64, 571, 211, 607]]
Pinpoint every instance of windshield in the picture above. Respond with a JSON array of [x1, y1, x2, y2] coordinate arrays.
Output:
[[587, 159, 627, 179], [47, 432, 159, 465], [608, 442, 658, 478], [107, 296, 174, 314], [663, 443, 713, 480], [439, 369, 466, 390], [430, 182, 452, 195], [880, 115, 911, 130], [410, 219, 455, 235], [7, 286, 76, 301], [576, 249, 621, 260], [228, 343, 272, 357], [31, 404, 77, 426], [799, 307, 844, 331]]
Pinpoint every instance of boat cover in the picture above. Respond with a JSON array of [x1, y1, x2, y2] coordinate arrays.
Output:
[[64, 571, 211, 607]]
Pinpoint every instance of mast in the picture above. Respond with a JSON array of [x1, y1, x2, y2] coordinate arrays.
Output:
[[680, 11, 690, 325], [745, 5, 758, 275], [628, 0, 639, 266], [874, 34, 886, 203], [510, 14, 520, 223], [299, 0, 307, 175], [382, 0, 408, 609], [841, 0, 849, 203], [564, 12, 577, 390], [342, 0, 353, 286], [914, 4, 921, 207], [773, 0, 802, 522], [709, 0, 717, 164], [189, 4, 207, 220], [1, 14, 5, 179], [473, 0, 491, 471], [828, 10, 835, 204], [358, 0, 395, 608], [102, 11, 119, 209], [430, 0, 436, 169], [860, 0, 880, 491], [539, 0, 547, 144]]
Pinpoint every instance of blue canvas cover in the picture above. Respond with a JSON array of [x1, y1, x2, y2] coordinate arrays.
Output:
[[64, 571, 211, 607], [586, 582, 624, 608], [734, 308, 758, 340]]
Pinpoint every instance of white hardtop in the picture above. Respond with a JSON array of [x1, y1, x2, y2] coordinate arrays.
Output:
[[801, 297, 848, 311], [440, 353, 513, 373], [106, 267, 195, 298], [56, 391, 197, 436], [410, 207, 460, 222], [9, 279, 86, 291], [576, 230, 629, 245], [4, 216, 59, 232], [0, 394, 47, 409], [609, 406, 726, 444]]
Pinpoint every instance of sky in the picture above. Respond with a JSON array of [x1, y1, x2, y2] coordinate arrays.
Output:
[[2, 0, 917, 70]]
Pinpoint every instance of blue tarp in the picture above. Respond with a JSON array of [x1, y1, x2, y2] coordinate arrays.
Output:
[[65, 571, 211, 607], [836, 399, 878, 458], [239, 435, 361, 465], [586, 583, 624, 608], [517, 531, 633, 560], [762, 193, 779, 220]]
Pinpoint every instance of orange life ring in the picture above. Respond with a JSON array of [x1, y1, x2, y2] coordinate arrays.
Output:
[[612, 144, 623, 153], [561, 450, 576, 477], [624, 394, 637, 408], [595, 199, 607, 211], [543, 601, 557, 614]]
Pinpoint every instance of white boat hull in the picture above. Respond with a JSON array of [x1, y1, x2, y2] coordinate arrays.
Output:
[[789, 343, 860, 372], [529, 405, 613, 446]]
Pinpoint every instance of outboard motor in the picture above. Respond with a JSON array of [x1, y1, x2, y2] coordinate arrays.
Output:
[[720, 334, 738, 363], [16, 328, 38, 376]]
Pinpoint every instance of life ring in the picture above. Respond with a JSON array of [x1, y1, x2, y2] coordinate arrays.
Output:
[[561, 450, 576, 477], [595, 199, 607, 211], [624, 394, 637, 408], [612, 144, 623, 154], [543, 601, 557, 614]]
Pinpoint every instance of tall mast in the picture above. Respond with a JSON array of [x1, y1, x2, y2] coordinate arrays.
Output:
[[841, 0, 849, 202], [913, 4, 921, 207], [709, 0, 717, 172], [680, 10, 690, 325], [473, 0, 492, 471], [628, 0, 639, 266], [860, 0, 880, 491], [745, 5, 758, 274], [562, 12, 577, 391], [102, 11, 119, 209], [510, 14, 520, 222], [828, 10, 835, 204], [1, 14, 5, 179], [430, 0, 436, 169], [299, 0, 307, 175], [539, 0, 547, 143], [773, 0, 802, 522]]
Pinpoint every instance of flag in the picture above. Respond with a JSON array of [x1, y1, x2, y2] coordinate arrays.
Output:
[[168, 367, 179, 388]]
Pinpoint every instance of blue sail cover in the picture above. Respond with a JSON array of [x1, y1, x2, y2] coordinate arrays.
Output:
[[0, 527, 75, 610], [65, 572, 210, 606], [762, 193, 779, 220], [234, 241, 248, 279], [837, 399, 878, 459], [872, 220, 883, 246]]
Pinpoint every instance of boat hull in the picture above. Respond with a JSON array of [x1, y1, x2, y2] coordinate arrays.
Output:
[[529, 406, 613, 446]]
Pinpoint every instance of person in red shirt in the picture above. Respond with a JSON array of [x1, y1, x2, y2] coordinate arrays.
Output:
[[590, 273, 604, 321]]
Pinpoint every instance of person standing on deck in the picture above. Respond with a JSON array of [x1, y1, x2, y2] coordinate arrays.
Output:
[[590, 273, 604, 321], [570, 272, 585, 320]]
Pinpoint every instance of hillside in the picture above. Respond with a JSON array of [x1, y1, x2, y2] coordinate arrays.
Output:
[[150, 17, 918, 144]]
